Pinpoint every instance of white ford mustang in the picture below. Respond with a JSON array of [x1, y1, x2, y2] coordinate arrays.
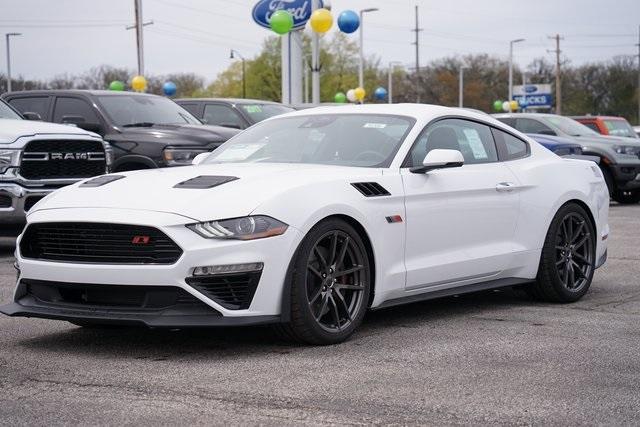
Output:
[[1, 105, 609, 344]]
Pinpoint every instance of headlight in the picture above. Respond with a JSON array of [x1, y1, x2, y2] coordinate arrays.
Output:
[[187, 215, 288, 240], [612, 145, 640, 156], [0, 149, 20, 174], [163, 148, 208, 166]]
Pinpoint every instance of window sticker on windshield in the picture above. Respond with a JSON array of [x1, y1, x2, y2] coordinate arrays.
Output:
[[243, 105, 262, 113], [214, 143, 265, 161], [363, 123, 387, 129], [462, 129, 488, 159]]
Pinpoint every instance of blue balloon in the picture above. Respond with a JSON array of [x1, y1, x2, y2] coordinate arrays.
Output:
[[374, 87, 388, 101], [337, 10, 360, 34], [163, 81, 177, 96]]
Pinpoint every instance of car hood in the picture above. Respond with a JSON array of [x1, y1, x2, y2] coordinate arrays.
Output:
[[574, 134, 640, 147], [34, 163, 382, 222], [118, 123, 240, 146], [0, 119, 99, 144]]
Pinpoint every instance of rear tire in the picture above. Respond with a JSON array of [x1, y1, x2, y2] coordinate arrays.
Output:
[[529, 202, 596, 303], [275, 218, 371, 345]]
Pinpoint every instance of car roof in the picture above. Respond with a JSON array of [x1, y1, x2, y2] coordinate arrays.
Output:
[[570, 115, 628, 121], [492, 112, 559, 119], [174, 98, 285, 105], [3, 89, 163, 98]]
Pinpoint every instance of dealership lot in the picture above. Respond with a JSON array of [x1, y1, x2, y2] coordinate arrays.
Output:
[[0, 204, 638, 425]]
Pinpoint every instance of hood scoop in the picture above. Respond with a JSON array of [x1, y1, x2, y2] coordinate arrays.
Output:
[[80, 175, 125, 188], [174, 175, 238, 189]]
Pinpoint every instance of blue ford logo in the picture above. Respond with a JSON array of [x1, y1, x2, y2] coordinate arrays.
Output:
[[524, 85, 537, 93], [252, 0, 323, 30]]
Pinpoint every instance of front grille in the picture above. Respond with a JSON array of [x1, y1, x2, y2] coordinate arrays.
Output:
[[20, 139, 106, 180], [22, 279, 219, 314], [0, 195, 11, 208], [20, 222, 183, 264], [186, 271, 262, 310]]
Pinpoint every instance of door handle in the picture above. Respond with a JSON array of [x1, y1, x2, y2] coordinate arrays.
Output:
[[495, 182, 517, 192]]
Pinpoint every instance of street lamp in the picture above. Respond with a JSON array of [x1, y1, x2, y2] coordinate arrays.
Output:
[[388, 61, 402, 104], [458, 64, 469, 108], [359, 8, 379, 89], [509, 38, 525, 103], [229, 49, 246, 99], [5, 33, 21, 93]]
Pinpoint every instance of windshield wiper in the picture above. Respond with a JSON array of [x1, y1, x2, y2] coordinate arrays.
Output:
[[122, 122, 156, 128]]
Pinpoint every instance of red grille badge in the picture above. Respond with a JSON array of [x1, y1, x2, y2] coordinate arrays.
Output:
[[131, 235, 151, 244]]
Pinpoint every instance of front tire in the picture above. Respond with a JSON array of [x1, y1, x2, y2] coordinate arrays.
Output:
[[530, 202, 596, 302], [276, 218, 371, 345]]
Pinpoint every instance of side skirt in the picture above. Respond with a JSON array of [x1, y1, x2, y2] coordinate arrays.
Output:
[[373, 277, 533, 310]]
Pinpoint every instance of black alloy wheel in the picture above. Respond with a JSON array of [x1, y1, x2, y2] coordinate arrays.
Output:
[[276, 218, 371, 345]]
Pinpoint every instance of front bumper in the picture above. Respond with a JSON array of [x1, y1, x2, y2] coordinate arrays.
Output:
[[4, 208, 303, 325], [0, 182, 55, 226], [610, 163, 640, 191]]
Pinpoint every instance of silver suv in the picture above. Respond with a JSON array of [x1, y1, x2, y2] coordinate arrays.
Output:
[[494, 113, 640, 204]]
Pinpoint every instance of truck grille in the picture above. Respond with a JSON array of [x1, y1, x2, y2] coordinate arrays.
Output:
[[20, 222, 183, 264], [20, 139, 106, 180]]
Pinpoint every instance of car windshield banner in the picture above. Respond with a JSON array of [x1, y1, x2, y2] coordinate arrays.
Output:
[[252, 0, 324, 30], [513, 84, 553, 109]]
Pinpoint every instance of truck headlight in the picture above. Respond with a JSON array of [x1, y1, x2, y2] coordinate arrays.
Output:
[[0, 149, 20, 174], [612, 145, 640, 156], [187, 216, 288, 240], [163, 148, 208, 166]]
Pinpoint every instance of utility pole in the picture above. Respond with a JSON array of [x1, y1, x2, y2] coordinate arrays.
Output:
[[358, 8, 379, 89], [411, 5, 423, 103], [5, 33, 21, 93], [458, 65, 469, 108], [548, 34, 563, 115], [134, 0, 144, 75], [508, 38, 525, 102], [637, 25, 639, 125], [311, 0, 320, 104], [388, 61, 402, 104]]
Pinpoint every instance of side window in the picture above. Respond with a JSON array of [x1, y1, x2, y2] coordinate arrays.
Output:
[[492, 128, 530, 161], [7, 96, 50, 119], [407, 118, 498, 167], [203, 104, 244, 129], [581, 122, 599, 133], [53, 97, 99, 124], [179, 103, 201, 117], [515, 118, 555, 135]]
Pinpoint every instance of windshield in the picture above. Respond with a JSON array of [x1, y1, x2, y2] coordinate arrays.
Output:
[[544, 116, 597, 137], [97, 95, 200, 127], [239, 104, 295, 124], [604, 119, 637, 138], [204, 114, 415, 168], [0, 100, 22, 120]]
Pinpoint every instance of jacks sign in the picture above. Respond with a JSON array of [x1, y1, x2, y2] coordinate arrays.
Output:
[[252, 0, 324, 30], [513, 84, 553, 109]]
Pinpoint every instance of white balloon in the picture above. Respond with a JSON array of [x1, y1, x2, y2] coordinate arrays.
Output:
[[346, 89, 357, 102], [502, 101, 511, 112]]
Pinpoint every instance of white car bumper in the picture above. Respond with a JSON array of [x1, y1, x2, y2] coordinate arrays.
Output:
[[0, 208, 303, 327]]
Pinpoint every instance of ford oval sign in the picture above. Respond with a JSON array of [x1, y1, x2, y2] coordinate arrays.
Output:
[[524, 85, 538, 93], [252, 0, 323, 30]]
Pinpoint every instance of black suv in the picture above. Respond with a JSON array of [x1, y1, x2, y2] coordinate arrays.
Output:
[[175, 98, 294, 130], [2, 90, 240, 171]]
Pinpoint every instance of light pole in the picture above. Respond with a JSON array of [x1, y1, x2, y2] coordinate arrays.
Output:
[[5, 32, 21, 93], [359, 8, 379, 89], [388, 61, 402, 104], [458, 65, 469, 108], [230, 49, 246, 99], [509, 38, 525, 103]]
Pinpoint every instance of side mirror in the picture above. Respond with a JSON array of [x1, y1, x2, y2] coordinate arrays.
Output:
[[76, 122, 103, 134], [22, 112, 42, 121], [410, 149, 464, 174], [537, 129, 557, 136], [192, 152, 210, 165], [219, 122, 242, 130]]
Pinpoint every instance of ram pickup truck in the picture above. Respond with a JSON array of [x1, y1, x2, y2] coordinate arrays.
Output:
[[0, 98, 111, 235], [2, 90, 239, 171]]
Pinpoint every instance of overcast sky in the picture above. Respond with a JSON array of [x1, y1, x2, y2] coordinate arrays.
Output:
[[2, 0, 638, 83]]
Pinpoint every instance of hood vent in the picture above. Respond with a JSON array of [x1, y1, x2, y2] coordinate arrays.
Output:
[[174, 175, 238, 189], [351, 182, 391, 197], [80, 175, 125, 188]]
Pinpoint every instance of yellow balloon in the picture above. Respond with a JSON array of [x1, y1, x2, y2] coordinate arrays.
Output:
[[309, 8, 333, 33], [131, 75, 147, 92], [354, 87, 366, 101], [509, 100, 519, 111]]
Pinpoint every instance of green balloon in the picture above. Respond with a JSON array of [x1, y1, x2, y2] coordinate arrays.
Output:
[[493, 100, 503, 112], [334, 92, 347, 103], [270, 10, 294, 35], [109, 80, 125, 91]]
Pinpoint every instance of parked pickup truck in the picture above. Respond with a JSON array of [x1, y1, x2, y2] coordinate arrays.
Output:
[[2, 90, 239, 172], [0, 98, 111, 235], [571, 116, 638, 139]]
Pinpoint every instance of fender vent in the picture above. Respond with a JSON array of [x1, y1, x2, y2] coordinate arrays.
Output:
[[351, 182, 391, 197], [174, 175, 238, 189], [80, 175, 125, 187]]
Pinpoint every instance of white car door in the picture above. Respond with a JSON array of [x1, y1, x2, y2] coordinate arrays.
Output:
[[401, 118, 521, 291]]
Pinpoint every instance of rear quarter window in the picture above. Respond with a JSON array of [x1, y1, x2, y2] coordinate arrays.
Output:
[[491, 128, 530, 161], [7, 96, 50, 119]]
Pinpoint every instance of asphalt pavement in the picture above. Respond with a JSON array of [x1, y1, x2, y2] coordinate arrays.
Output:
[[0, 204, 639, 425]]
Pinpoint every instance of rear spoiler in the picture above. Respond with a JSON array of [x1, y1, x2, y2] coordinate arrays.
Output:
[[561, 154, 600, 164]]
